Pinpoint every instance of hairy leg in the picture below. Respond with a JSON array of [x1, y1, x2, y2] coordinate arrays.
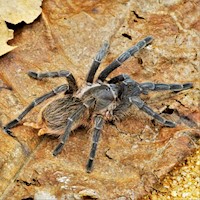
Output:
[[97, 36, 153, 82], [4, 84, 69, 137], [129, 96, 176, 127], [53, 98, 95, 156], [86, 42, 109, 84], [140, 82, 193, 93], [86, 115, 104, 173], [28, 70, 78, 93]]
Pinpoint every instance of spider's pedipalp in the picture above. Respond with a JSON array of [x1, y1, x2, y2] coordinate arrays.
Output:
[[53, 98, 95, 156], [86, 115, 104, 173], [140, 82, 193, 92], [97, 36, 153, 82], [28, 70, 78, 92], [86, 42, 109, 84], [3, 84, 69, 137], [129, 96, 176, 127]]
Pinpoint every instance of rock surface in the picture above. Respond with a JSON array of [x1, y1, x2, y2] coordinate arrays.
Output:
[[0, 0, 199, 199]]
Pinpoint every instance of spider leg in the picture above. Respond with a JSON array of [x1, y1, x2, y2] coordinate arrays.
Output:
[[86, 42, 109, 84], [112, 100, 132, 121], [86, 115, 104, 173], [108, 74, 131, 84], [3, 84, 69, 137], [140, 82, 193, 93], [53, 98, 95, 156], [129, 96, 176, 127], [97, 36, 153, 82], [28, 70, 78, 93]]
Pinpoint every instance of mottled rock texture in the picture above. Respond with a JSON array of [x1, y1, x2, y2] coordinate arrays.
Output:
[[0, 0, 199, 199]]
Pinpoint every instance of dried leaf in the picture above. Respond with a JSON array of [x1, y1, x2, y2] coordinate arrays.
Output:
[[0, 20, 16, 56], [0, 0, 42, 56], [0, 0, 43, 24]]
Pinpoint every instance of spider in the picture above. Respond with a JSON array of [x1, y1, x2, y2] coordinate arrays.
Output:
[[4, 36, 193, 172]]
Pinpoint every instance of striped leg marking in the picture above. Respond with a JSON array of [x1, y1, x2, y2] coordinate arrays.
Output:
[[53, 98, 95, 156], [129, 96, 176, 127], [140, 82, 193, 92], [86, 42, 109, 83], [28, 70, 78, 92], [86, 115, 104, 173], [3, 84, 68, 137], [97, 36, 153, 82]]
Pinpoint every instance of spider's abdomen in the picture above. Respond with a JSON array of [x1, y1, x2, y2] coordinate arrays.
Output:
[[42, 96, 83, 133]]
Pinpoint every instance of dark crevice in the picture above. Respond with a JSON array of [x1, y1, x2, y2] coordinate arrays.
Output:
[[16, 178, 40, 187], [161, 106, 198, 128], [21, 198, 33, 200], [132, 10, 145, 19], [16, 180, 32, 186], [82, 196, 98, 200], [108, 120, 116, 126], [6, 21, 26, 31], [122, 33, 132, 40], [151, 119, 156, 127], [162, 107, 174, 114], [138, 57, 143, 64], [173, 100, 198, 127], [174, 99, 186, 107], [105, 149, 113, 160], [5, 21, 27, 38]]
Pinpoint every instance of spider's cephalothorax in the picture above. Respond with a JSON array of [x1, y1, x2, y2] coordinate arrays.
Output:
[[4, 36, 193, 172]]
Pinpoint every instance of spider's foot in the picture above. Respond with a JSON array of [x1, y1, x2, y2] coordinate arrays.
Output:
[[53, 142, 64, 156], [86, 158, 93, 173], [28, 71, 41, 80], [145, 36, 154, 45], [164, 120, 176, 128], [183, 83, 193, 90], [172, 83, 193, 92], [3, 127, 16, 138]]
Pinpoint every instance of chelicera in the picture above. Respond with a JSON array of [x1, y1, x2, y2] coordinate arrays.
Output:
[[4, 36, 192, 172]]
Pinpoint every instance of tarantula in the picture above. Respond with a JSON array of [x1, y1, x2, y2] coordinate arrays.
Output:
[[4, 36, 193, 172]]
